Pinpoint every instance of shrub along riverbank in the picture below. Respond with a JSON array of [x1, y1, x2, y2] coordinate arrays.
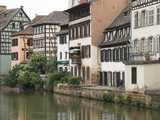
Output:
[[0, 53, 80, 91]]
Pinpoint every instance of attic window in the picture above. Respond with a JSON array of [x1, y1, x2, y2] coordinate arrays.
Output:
[[12, 23, 15, 29], [19, 12, 23, 17], [124, 11, 128, 16]]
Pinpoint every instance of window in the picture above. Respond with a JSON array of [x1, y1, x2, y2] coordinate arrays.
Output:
[[27, 38, 33, 46], [65, 52, 68, 59], [71, 66, 73, 75], [141, 38, 145, 52], [82, 66, 85, 81], [19, 12, 23, 17], [101, 50, 105, 62], [60, 35, 67, 44], [134, 39, 138, 53], [134, 12, 139, 28], [131, 67, 137, 84], [108, 49, 112, 61], [60, 52, 62, 60], [107, 72, 112, 86], [86, 67, 90, 80], [120, 48, 123, 61], [148, 37, 153, 53], [74, 66, 77, 76], [104, 50, 109, 62], [141, 10, 146, 26], [157, 36, 160, 52], [157, 8, 160, 24], [11, 52, 18, 60], [12, 39, 18, 46], [26, 52, 32, 59], [124, 47, 127, 61], [12, 23, 15, 29], [81, 45, 91, 58], [59, 67, 63, 72], [69, 22, 90, 40], [113, 49, 116, 61], [64, 67, 68, 72], [148, 10, 154, 25]]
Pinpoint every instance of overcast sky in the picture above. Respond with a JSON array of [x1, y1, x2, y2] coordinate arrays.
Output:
[[0, 0, 69, 19]]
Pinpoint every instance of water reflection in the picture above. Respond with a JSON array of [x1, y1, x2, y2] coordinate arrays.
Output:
[[0, 92, 159, 120]]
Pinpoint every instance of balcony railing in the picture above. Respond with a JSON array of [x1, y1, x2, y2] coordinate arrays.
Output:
[[70, 47, 81, 64], [70, 47, 81, 57], [131, 0, 159, 8], [71, 58, 81, 64]]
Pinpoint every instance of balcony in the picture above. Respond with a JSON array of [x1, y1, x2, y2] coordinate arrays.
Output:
[[57, 60, 69, 65], [70, 47, 80, 56], [70, 47, 81, 64], [131, 0, 159, 9], [71, 58, 81, 64]]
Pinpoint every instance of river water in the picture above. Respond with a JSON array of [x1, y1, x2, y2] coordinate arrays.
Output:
[[0, 92, 159, 120]]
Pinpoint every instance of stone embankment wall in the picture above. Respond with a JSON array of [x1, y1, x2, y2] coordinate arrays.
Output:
[[0, 86, 20, 93], [54, 86, 160, 109]]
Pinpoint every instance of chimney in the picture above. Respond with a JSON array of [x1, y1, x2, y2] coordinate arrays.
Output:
[[0, 5, 7, 12]]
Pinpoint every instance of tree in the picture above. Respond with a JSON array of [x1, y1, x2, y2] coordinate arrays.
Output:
[[28, 53, 47, 74], [46, 58, 58, 73], [3, 64, 24, 87], [17, 70, 42, 90]]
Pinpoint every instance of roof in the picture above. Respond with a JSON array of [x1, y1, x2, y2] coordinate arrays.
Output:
[[106, 6, 130, 30], [65, 2, 90, 13], [12, 15, 45, 36], [125, 60, 160, 65], [99, 36, 130, 48], [0, 8, 19, 30], [99, 6, 131, 48], [32, 11, 69, 26]]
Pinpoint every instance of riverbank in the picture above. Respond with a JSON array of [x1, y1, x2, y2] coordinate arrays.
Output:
[[54, 85, 160, 110], [1, 85, 160, 110]]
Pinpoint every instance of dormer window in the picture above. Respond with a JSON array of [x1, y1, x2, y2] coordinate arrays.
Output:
[[12, 23, 15, 29]]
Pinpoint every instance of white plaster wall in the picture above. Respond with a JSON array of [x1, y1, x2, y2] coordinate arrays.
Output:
[[57, 35, 69, 61], [144, 64, 160, 90], [131, 4, 160, 39], [101, 62, 125, 72], [132, 4, 160, 57], [70, 37, 91, 47], [125, 65, 145, 91]]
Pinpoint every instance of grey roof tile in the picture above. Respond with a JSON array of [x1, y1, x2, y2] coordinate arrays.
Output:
[[106, 6, 130, 30], [0, 8, 19, 30], [32, 11, 69, 26]]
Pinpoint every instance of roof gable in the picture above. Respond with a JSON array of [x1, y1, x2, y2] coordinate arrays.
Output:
[[0, 7, 30, 30], [32, 11, 69, 26], [106, 6, 131, 30]]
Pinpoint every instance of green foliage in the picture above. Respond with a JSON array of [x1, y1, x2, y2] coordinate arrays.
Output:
[[3, 63, 42, 90], [3, 64, 24, 87], [46, 58, 58, 73], [2, 52, 80, 90], [103, 93, 114, 103], [28, 53, 47, 74], [47, 72, 80, 86], [17, 71, 42, 90], [67, 76, 80, 85]]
